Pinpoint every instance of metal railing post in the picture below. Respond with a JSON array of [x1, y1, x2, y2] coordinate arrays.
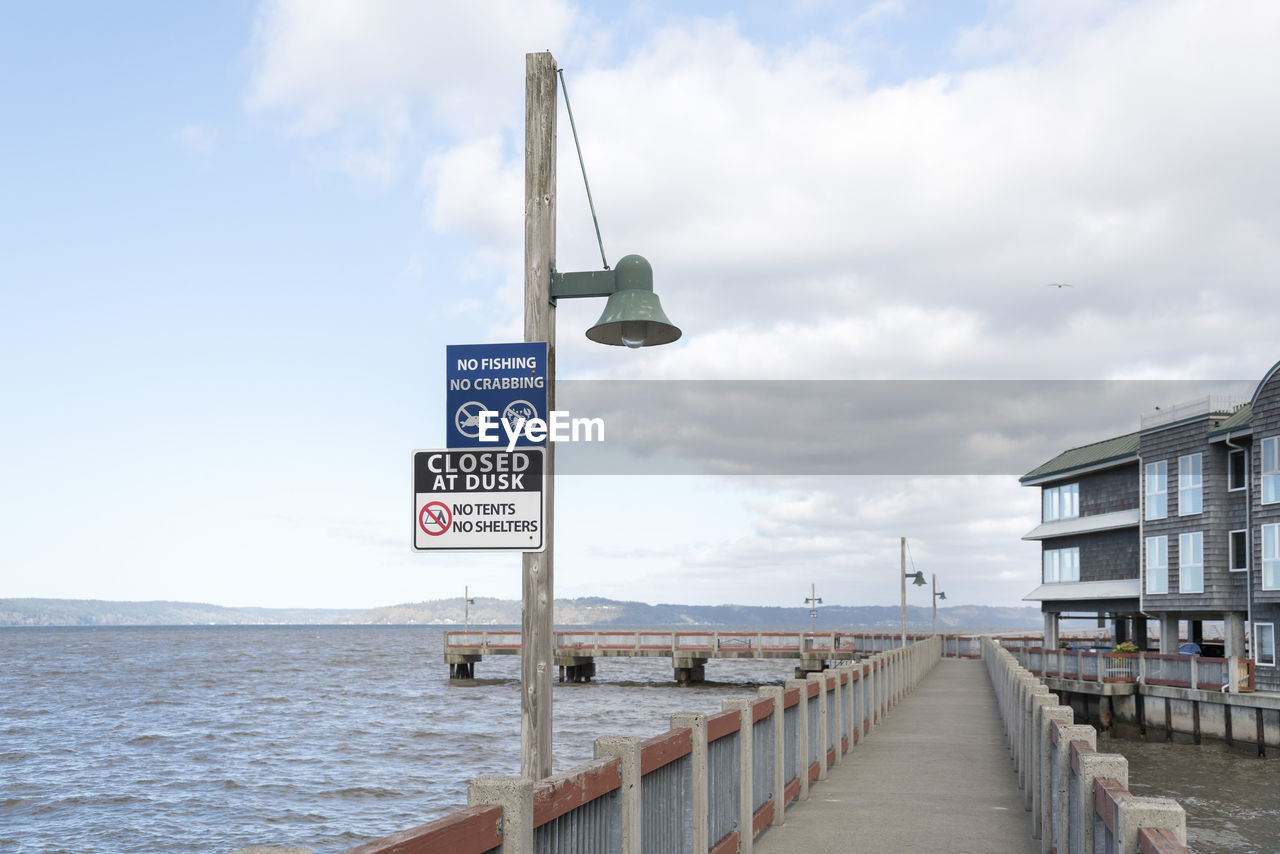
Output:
[[671, 711, 708, 853], [467, 775, 534, 854], [594, 736, 641, 854]]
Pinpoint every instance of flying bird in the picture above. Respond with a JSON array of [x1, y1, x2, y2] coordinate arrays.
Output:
[[1047, 283, 1073, 288]]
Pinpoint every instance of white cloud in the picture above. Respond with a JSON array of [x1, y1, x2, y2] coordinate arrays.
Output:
[[245, 0, 578, 181], [245, 0, 1280, 382], [417, 1, 1280, 382], [237, 0, 1280, 609], [580, 475, 1042, 608]]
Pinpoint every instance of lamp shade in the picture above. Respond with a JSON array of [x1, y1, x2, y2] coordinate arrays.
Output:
[[586, 254, 682, 348], [908, 571, 927, 587]]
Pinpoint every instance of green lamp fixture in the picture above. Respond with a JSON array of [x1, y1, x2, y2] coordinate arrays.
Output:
[[550, 254, 681, 349], [936, 591, 947, 600], [905, 571, 927, 587]]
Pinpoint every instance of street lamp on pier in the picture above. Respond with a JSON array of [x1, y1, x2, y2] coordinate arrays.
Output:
[[932, 574, 946, 635], [900, 536, 926, 647], [520, 51, 681, 780], [805, 583, 823, 633]]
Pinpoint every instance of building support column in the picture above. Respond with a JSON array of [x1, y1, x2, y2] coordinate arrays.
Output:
[[1224, 613, 1247, 658], [1132, 617, 1149, 651], [1159, 614, 1179, 654], [1114, 616, 1129, 646], [1043, 612, 1060, 649]]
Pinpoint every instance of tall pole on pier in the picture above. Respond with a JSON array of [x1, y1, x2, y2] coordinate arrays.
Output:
[[523, 50, 558, 781], [516, 50, 680, 779], [931, 574, 937, 635], [900, 537, 907, 648], [805, 583, 823, 633]]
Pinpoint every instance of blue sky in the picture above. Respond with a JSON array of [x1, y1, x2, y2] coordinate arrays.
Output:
[[4, 1, 1280, 611]]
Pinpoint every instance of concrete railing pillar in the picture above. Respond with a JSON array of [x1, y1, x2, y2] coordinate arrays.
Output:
[[1051, 724, 1095, 854], [864, 658, 876, 729], [1074, 752, 1127, 854], [807, 672, 829, 780], [759, 685, 786, 827], [1038, 706, 1073, 848], [784, 678, 810, 800], [1116, 797, 1186, 853], [1027, 692, 1057, 815], [722, 699, 754, 854], [467, 775, 534, 854], [594, 736, 642, 854], [1023, 683, 1049, 796], [671, 711, 709, 853], [824, 668, 844, 764]]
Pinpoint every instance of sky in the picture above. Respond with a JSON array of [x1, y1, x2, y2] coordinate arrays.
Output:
[[4, 0, 1280, 612]]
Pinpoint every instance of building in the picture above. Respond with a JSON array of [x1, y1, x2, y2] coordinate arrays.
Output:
[[1020, 361, 1280, 693]]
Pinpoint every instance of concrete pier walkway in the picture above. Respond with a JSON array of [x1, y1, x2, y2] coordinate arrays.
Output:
[[755, 658, 1031, 853]]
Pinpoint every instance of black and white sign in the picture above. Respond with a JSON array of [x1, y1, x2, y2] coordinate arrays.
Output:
[[412, 448, 545, 552]]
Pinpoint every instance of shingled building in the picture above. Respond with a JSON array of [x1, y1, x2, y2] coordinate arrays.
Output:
[[1021, 361, 1280, 692]]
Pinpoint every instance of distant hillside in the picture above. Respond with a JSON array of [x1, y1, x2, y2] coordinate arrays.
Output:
[[343, 596, 1041, 631], [0, 599, 358, 627], [0, 596, 1042, 630]]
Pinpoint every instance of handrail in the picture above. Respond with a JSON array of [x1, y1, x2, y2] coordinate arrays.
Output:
[[342, 804, 502, 854], [355, 635, 945, 853], [983, 637, 1190, 852]]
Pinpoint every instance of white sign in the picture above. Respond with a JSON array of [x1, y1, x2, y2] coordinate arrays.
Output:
[[412, 448, 545, 552]]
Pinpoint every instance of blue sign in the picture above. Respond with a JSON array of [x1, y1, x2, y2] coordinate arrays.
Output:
[[446, 342, 548, 448]]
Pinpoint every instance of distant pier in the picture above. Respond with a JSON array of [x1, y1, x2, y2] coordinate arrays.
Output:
[[444, 629, 980, 683]]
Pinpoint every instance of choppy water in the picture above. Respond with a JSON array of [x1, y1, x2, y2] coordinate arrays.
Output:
[[2, 626, 1276, 853], [1098, 732, 1280, 852], [0, 626, 798, 853]]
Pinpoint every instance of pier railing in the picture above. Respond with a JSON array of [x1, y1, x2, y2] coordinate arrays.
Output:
[[983, 637, 1191, 853], [445, 627, 983, 660], [347, 636, 943, 853], [446, 629, 947, 657], [1003, 643, 1256, 692]]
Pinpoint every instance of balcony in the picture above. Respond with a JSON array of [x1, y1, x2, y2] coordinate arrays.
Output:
[[1022, 507, 1139, 541]]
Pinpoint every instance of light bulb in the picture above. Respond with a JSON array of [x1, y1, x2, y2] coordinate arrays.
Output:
[[620, 321, 647, 349]]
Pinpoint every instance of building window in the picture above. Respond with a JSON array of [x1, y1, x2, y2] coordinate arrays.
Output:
[[1256, 623, 1276, 667], [1146, 535, 1168, 594], [1263, 523, 1280, 590], [1264, 437, 1280, 504], [1230, 529, 1249, 572], [1043, 547, 1080, 583], [1145, 461, 1167, 520], [1178, 454, 1202, 516], [1178, 531, 1203, 593], [1042, 483, 1079, 521], [1228, 449, 1246, 491]]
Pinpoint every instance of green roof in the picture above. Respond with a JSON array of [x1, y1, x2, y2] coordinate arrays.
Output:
[[1208, 402, 1253, 438], [1020, 432, 1140, 483]]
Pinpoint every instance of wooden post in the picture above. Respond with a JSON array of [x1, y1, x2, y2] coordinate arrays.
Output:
[[522, 50, 557, 780], [900, 537, 907, 648]]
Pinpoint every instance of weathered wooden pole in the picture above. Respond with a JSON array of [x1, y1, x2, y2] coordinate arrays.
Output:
[[900, 536, 907, 648], [931, 573, 937, 635], [522, 50, 557, 780]]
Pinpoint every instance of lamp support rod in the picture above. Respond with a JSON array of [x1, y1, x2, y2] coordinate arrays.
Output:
[[556, 67, 609, 271], [549, 268, 617, 300]]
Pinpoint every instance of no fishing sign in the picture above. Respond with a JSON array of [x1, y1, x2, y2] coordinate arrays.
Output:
[[412, 448, 545, 552]]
